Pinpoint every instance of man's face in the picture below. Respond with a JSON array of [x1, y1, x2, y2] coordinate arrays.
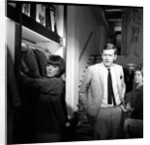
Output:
[[102, 49, 117, 68]]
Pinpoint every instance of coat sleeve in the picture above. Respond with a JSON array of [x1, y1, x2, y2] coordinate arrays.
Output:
[[7, 48, 22, 108], [78, 67, 92, 110], [119, 66, 126, 106], [21, 73, 64, 100], [120, 66, 126, 99]]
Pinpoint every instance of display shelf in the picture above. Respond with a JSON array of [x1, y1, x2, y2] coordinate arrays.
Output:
[[7, 3, 61, 44]]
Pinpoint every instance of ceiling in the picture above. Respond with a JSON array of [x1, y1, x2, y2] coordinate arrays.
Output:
[[91, 5, 122, 33], [102, 6, 122, 32]]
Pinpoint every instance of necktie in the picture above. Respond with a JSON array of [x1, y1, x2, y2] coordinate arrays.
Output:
[[107, 68, 116, 105]]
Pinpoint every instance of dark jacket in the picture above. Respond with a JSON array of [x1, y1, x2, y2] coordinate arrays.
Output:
[[126, 86, 143, 120], [21, 74, 66, 133]]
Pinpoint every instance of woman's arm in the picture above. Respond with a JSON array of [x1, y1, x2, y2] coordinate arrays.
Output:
[[21, 72, 41, 90], [21, 72, 64, 98]]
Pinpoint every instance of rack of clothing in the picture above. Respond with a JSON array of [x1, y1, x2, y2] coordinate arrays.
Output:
[[20, 39, 67, 143]]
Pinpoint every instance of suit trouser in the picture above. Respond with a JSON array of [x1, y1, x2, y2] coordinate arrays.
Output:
[[93, 106, 122, 140]]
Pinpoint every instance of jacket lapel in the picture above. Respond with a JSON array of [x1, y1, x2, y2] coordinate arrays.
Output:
[[97, 63, 104, 87], [113, 65, 125, 104]]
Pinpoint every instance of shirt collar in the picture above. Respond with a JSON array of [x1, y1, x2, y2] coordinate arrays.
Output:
[[102, 62, 114, 70]]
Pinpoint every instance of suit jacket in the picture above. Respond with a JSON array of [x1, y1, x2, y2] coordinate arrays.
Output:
[[79, 62, 126, 119]]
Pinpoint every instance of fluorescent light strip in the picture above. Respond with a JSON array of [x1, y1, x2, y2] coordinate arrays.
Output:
[[105, 9, 122, 12]]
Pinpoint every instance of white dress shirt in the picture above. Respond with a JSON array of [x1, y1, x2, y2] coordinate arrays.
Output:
[[101, 63, 121, 107]]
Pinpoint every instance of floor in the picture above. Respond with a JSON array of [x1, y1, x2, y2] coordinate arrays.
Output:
[[8, 108, 143, 144]]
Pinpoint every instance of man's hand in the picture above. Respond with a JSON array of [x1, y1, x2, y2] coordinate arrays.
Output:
[[120, 104, 128, 112], [126, 103, 134, 112], [120, 105, 128, 112]]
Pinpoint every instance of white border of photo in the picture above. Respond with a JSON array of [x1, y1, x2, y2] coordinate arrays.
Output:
[[1, 0, 148, 145]]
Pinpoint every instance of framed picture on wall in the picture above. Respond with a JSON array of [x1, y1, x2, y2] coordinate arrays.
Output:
[[22, 3, 31, 17], [49, 5, 57, 32], [36, 4, 46, 27]]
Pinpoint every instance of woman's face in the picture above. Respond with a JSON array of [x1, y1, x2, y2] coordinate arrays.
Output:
[[134, 70, 143, 85], [46, 64, 60, 78]]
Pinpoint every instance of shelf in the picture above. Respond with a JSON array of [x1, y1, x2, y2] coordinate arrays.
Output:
[[22, 26, 59, 44], [7, 3, 61, 44]]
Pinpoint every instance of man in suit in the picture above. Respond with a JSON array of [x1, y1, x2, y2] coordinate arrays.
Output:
[[79, 43, 126, 140]]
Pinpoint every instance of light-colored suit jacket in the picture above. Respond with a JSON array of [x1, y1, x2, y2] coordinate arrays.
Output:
[[79, 62, 126, 119]]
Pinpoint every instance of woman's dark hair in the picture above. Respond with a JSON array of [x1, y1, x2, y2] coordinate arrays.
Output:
[[101, 43, 118, 55], [47, 55, 65, 77], [132, 65, 143, 89], [134, 66, 143, 77]]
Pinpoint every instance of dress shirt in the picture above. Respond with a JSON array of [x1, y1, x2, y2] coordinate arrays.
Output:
[[101, 63, 121, 107]]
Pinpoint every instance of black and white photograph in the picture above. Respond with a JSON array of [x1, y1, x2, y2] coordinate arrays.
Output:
[[3, 0, 147, 145], [22, 3, 31, 17], [49, 5, 57, 32], [36, 4, 46, 26]]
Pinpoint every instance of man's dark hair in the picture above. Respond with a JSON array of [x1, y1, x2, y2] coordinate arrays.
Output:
[[134, 66, 143, 77], [102, 43, 118, 55]]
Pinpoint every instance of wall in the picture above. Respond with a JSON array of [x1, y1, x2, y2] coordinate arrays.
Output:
[[66, 5, 108, 116], [117, 7, 143, 66], [6, 18, 16, 63], [55, 5, 65, 57], [127, 8, 143, 59]]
